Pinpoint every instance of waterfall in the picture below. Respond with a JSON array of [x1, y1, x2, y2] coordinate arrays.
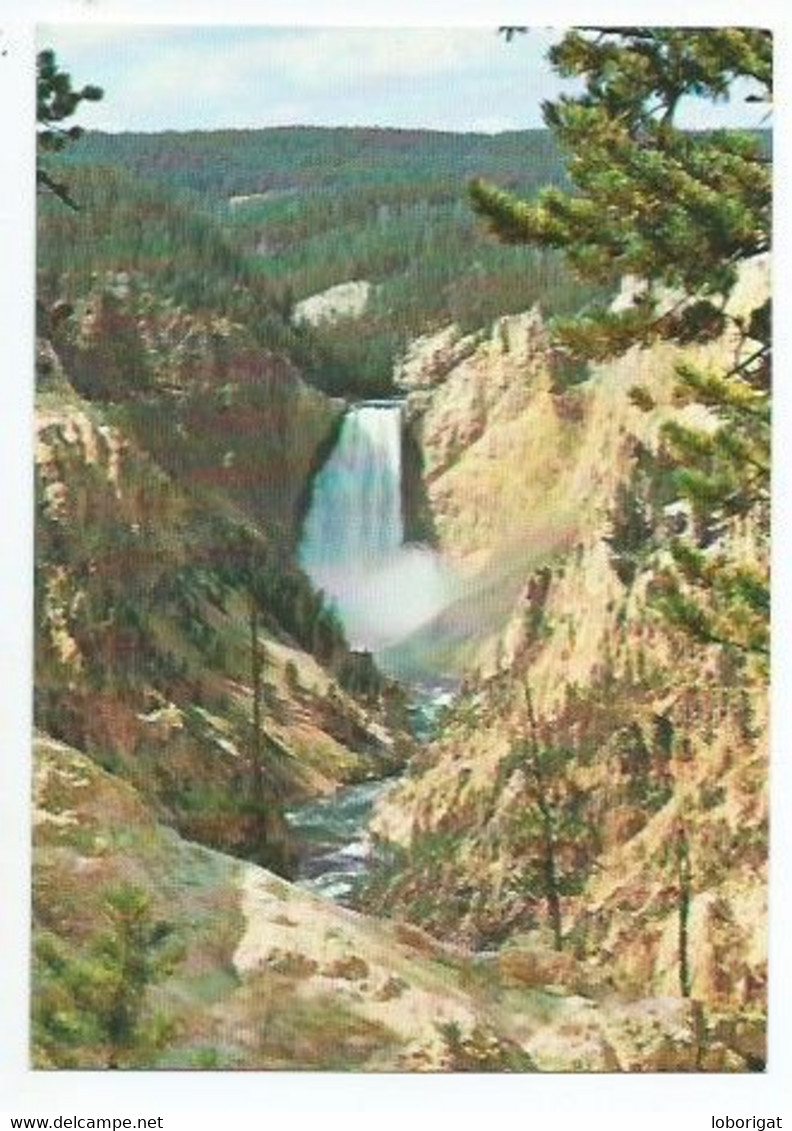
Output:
[[301, 402, 405, 568], [299, 402, 454, 651]]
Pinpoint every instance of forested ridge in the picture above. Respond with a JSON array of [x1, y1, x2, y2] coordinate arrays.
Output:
[[50, 126, 606, 395], [52, 123, 767, 397], [60, 125, 567, 201], [33, 30, 772, 1071], [36, 122, 419, 894]]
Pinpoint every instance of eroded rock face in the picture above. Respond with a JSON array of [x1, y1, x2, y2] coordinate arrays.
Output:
[[34, 348, 405, 878], [33, 734, 764, 1071], [387, 256, 769, 677], [292, 280, 371, 327], [395, 324, 481, 392], [524, 997, 757, 1073], [366, 260, 769, 1039], [399, 310, 549, 490], [232, 864, 485, 1066]]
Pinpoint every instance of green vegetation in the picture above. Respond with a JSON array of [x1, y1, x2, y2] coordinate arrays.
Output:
[[605, 441, 678, 586], [509, 687, 594, 951], [37, 48, 103, 209], [51, 126, 607, 396], [437, 1020, 537, 1071], [470, 28, 771, 668], [359, 827, 477, 939], [62, 125, 564, 203], [33, 883, 179, 1068], [675, 819, 693, 999], [37, 165, 313, 371]]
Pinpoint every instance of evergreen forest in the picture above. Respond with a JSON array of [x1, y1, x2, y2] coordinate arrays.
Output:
[[48, 126, 606, 396]]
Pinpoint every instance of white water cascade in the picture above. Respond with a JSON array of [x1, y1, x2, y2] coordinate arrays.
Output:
[[299, 402, 454, 652]]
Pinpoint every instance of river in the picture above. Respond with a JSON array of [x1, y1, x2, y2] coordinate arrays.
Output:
[[291, 399, 458, 902], [286, 683, 454, 903], [285, 778, 396, 902]]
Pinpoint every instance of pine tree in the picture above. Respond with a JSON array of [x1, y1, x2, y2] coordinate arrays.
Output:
[[513, 686, 593, 950], [33, 884, 179, 1068], [675, 818, 693, 999], [90, 885, 179, 1068], [470, 29, 771, 665], [37, 48, 103, 209]]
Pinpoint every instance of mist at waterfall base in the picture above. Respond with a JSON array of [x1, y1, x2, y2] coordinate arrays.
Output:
[[299, 403, 456, 654]]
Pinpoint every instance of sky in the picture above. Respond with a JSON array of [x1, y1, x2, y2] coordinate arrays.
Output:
[[38, 25, 771, 135], [1, 6, 789, 1124]]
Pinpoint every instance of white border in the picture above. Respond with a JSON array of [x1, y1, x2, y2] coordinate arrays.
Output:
[[1, 3, 789, 1126]]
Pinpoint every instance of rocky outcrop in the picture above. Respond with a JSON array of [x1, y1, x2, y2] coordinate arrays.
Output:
[[293, 280, 371, 327], [34, 735, 760, 1071], [387, 260, 767, 681], [366, 259, 769, 1051], [384, 309, 577, 678], [35, 353, 406, 873]]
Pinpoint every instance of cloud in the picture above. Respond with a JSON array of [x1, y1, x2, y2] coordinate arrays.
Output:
[[41, 25, 553, 132], [38, 23, 166, 57], [117, 28, 517, 115], [258, 27, 502, 85], [39, 25, 765, 136]]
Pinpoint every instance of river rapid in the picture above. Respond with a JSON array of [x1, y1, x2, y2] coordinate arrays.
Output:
[[286, 682, 454, 902], [290, 399, 459, 902]]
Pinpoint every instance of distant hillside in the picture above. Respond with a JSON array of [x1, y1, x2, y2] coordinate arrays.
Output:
[[62, 126, 566, 202], [35, 162, 413, 875], [56, 127, 605, 396]]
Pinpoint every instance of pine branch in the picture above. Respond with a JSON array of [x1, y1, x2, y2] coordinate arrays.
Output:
[[36, 167, 80, 211]]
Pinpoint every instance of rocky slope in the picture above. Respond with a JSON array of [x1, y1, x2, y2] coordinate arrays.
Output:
[[33, 734, 759, 1071], [292, 280, 372, 327], [365, 258, 769, 1058], [390, 258, 768, 681], [43, 273, 348, 545], [35, 318, 409, 874]]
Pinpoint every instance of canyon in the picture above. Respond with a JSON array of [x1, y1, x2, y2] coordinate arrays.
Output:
[[33, 254, 769, 1070]]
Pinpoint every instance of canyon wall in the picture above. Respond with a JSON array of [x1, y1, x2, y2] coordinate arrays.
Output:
[[367, 258, 769, 1053]]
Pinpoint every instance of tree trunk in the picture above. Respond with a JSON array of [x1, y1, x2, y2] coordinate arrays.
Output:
[[525, 684, 563, 951], [541, 805, 563, 952], [676, 818, 692, 998], [249, 597, 264, 807]]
